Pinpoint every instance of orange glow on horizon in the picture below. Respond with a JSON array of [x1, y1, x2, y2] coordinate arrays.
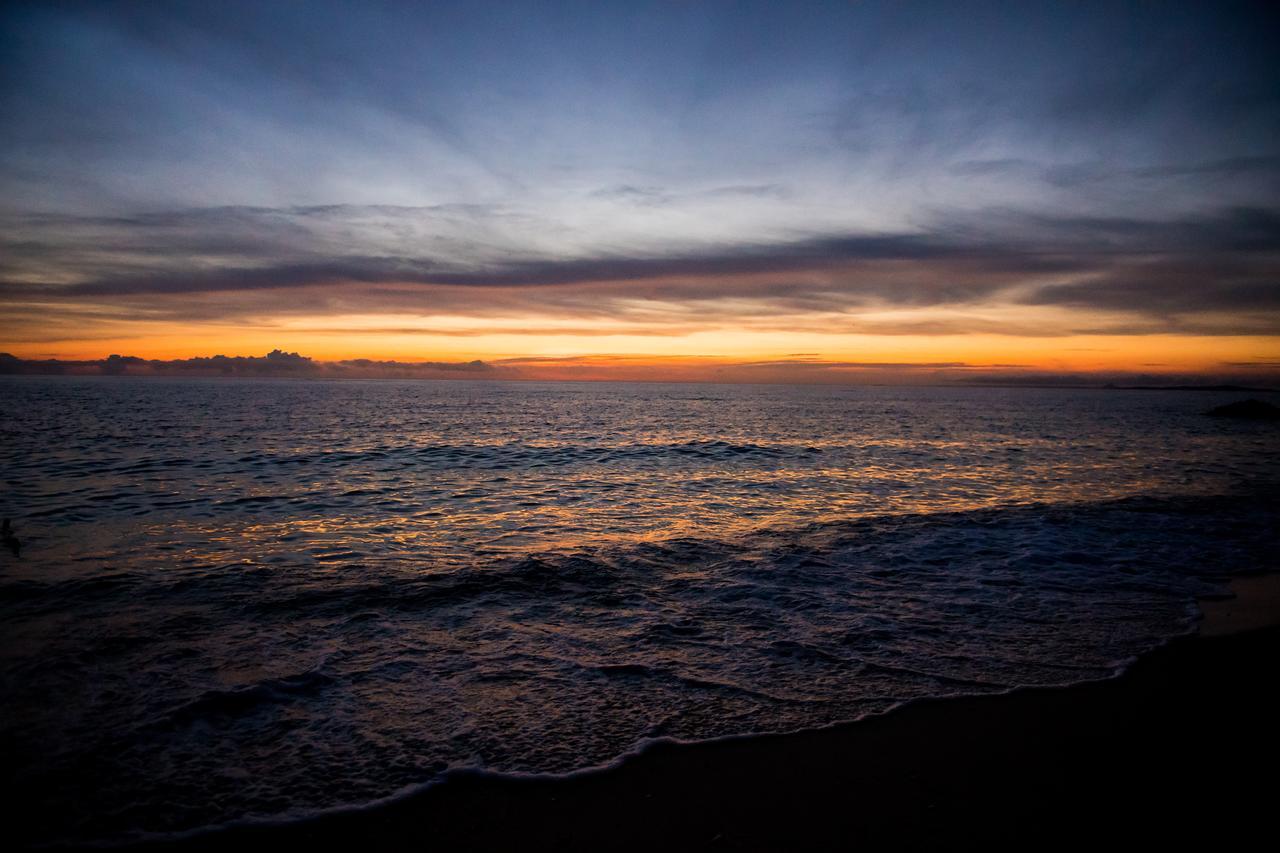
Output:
[[5, 322, 1278, 381]]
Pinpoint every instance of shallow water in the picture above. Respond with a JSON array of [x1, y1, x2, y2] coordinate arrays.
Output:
[[1, 378, 1277, 845]]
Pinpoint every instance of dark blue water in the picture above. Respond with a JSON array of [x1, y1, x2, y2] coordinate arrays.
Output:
[[1, 378, 1277, 845]]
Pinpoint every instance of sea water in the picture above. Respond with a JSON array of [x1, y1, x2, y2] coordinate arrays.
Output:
[[1, 377, 1276, 845]]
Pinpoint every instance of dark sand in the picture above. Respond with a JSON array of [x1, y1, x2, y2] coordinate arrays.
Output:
[[131, 577, 1280, 852]]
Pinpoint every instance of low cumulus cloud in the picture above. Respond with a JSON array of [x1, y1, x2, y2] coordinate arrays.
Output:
[[4, 349, 1276, 387], [0, 350, 507, 379]]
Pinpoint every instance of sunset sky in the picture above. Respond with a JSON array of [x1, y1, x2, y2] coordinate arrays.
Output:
[[2, 1, 1278, 382]]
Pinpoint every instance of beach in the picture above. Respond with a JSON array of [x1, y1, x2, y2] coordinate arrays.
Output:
[[133, 574, 1280, 852]]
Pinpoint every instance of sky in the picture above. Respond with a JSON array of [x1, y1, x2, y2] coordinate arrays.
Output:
[[1, 0, 1278, 383]]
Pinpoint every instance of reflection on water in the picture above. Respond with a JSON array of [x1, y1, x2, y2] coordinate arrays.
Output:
[[3, 379, 1272, 575], [0, 378, 1277, 844]]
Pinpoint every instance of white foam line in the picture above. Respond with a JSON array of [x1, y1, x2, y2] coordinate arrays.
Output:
[[80, 613, 1212, 851]]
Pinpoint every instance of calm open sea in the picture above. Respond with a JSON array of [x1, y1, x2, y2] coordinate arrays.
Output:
[[1, 377, 1277, 845]]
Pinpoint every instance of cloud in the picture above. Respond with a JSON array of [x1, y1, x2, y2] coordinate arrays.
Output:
[[948, 158, 1037, 177], [2, 3, 1277, 351], [736, 359, 974, 369], [0, 350, 505, 379], [2, 203, 1277, 339], [3, 348, 1277, 387], [1021, 252, 1280, 333], [1133, 155, 1280, 179]]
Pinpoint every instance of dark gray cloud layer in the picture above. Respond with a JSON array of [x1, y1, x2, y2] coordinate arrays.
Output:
[[3, 203, 1277, 335]]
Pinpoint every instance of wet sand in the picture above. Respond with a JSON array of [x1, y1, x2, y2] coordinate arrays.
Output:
[[1199, 571, 1280, 636], [135, 576, 1280, 852]]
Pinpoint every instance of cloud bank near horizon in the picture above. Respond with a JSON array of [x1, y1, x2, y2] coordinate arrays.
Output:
[[3, 349, 1278, 388], [0, 349, 506, 380]]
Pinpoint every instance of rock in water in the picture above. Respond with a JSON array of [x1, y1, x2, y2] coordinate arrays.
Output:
[[1205, 399, 1280, 420]]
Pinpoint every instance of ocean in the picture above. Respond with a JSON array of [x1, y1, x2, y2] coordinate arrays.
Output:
[[1, 377, 1277, 846]]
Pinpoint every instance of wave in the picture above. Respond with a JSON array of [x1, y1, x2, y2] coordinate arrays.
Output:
[[3, 488, 1277, 846], [68, 626, 1200, 851], [30, 438, 820, 479]]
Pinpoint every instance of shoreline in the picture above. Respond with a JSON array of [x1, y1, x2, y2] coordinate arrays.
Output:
[[117, 575, 1280, 852]]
